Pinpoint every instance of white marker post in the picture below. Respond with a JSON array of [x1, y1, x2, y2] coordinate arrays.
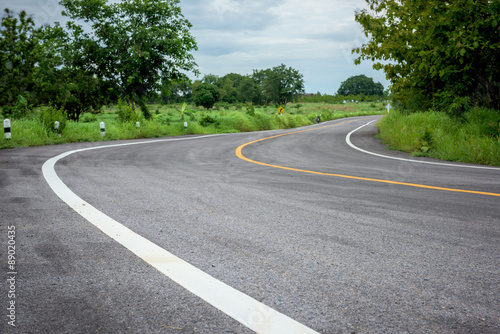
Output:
[[100, 122, 105, 137], [54, 121, 61, 137], [4, 119, 11, 140], [136, 121, 140, 128], [184, 122, 188, 128], [386, 103, 392, 114]]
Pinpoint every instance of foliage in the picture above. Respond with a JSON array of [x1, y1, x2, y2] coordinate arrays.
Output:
[[378, 108, 500, 165], [253, 64, 305, 105], [354, 0, 500, 113], [116, 99, 141, 123], [337, 74, 384, 96], [192, 83, 221, 109], [60, 0, 198, 113], [0, 9, 41, 113], [0, 10, 108, 121], [40, 105, 67, 135], [2, 95, 31, 119], [162, 79, 193, 104], [245, 102, 255, 116], [199, 114, 219, 127], [0, 102, 388, 150]]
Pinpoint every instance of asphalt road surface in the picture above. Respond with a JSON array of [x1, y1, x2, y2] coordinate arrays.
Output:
[[1, 116, 499, 333]]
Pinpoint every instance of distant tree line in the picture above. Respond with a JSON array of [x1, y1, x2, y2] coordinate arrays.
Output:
[[164, 72, 386, 110], [163, 64, 306, 109]]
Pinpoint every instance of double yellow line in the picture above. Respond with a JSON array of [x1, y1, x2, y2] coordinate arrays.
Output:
[[235, 120, 500, 197]]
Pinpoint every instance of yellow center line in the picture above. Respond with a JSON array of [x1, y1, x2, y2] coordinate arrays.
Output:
[[235, 120, 500, 197]]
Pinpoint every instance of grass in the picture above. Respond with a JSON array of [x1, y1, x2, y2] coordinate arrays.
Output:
[[3, 101, 497, 166], [377, 108, 500, 166], [0, 102, 387, 149]]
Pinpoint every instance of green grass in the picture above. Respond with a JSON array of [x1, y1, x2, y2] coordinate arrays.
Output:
[[0, 102, 386, 149], [377, 108, 500, 166]]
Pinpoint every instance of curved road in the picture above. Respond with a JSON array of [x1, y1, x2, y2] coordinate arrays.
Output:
[[1, 116, 499, 333]]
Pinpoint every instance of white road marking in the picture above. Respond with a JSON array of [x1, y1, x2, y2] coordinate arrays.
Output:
[[42, 135, 319, 334], [346, 120, 500, 170]]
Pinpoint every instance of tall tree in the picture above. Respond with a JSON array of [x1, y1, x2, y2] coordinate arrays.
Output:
[[253, 64, 304, 105], [0, 9, 41, 116], [60, 0, 198, 118], [337, 75, 384, 96], [34, 24, 108, 121], [238, 76, 264, 105], [192, 83, 220, 109], [353, 0, 500, 112]]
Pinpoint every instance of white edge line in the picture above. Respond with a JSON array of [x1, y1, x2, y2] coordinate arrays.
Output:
[[42, 134, 319, 334], [346, 120, 500, 171]]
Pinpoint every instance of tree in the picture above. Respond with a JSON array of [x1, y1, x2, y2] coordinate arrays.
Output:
[[353, 0, 500, 112], [34, 24, 108, 121], [337, 75, 384, 96], [192, 83, 220, 109], [253, 64, 305, 105], [162, 78, 192, 104], [0, 9, 41, 116], [60, 0, 198, 118], [238, 76, 264, 105]]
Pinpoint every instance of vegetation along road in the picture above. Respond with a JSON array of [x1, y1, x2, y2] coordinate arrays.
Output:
[[1, 116, 499, 333]]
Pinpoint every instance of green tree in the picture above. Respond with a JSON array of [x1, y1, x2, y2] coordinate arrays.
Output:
[[192, 83, 220, 109], [60, 0, 198, 118], [238, 76, 264, 105], [0, 9, 41, 116], [162, 78, 192, 104], [353, 0, 500, 112], [33, 24, 108, 121], [202, 74, 219, 85], [337, 75, 384, 97], [253, 64, 305, 105]]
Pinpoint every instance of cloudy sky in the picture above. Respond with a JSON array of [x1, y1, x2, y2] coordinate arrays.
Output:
[[3, 0, 389, 94]]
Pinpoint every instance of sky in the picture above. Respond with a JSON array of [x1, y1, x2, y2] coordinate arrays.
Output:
[[2, 0, 390, 94]]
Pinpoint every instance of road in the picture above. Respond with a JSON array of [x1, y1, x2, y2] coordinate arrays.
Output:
[[1, 116, 499, 333]]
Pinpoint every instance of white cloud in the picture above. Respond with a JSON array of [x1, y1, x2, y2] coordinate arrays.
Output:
[[181, 0, 388, 93]]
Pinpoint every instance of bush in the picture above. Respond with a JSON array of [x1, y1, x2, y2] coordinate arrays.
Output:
[[40, 106, 67, 135], [200, 114, 219, 127], [219, 112, 256, 132], [245, 102, 255, 116], [81, 113, 96, 123], [117, 99, 141, 123]]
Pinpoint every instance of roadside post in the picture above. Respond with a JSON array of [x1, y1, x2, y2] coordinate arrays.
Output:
[[386, 103, 392, 114], [100, 122, 105, 137], [4, 119, 11, 139], [136, 121, 140, 128], [184, 122, 188, 128], [54, 121, 61, 137]]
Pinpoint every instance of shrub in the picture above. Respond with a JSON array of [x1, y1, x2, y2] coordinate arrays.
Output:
[[245, 102, 255, 116], [200, 114, 219, 127], [40, 106, 67, 135], [117, 99, 141, 123]]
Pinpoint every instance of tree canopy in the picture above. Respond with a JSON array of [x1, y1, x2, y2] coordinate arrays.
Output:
[[0, 9, 40, 116], [192, 83, 220, 109], [353, 0, 500, 112], [254, 64, 305, 105], [60, 0, 198, 117], [337, 75, 384, 96]]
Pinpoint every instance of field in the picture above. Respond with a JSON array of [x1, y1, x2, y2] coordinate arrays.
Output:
[[0, 102, 387, 149]]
